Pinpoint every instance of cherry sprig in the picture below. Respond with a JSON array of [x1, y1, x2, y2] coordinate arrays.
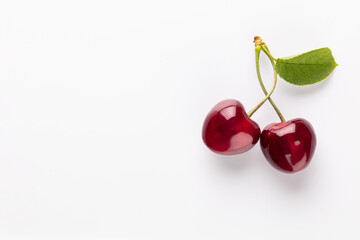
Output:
[[202, 36, 336, 173]]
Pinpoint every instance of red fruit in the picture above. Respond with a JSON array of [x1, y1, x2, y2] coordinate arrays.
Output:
[[202, 99, 261, 155], [260, 118, 316, 173]]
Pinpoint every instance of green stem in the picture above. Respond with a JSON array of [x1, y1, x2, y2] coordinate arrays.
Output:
[[259, 45, 285, 122], [261, 45, 277, 62], [247, 46, 277, 118], [247, 45, 285, 122]]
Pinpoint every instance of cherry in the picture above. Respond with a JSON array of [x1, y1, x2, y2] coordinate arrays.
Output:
[[202, 99, 261, 155], [260, 118, 316, 173]]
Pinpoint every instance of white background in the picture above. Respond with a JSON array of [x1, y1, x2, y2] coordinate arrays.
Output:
[[0, 0, 359, 239]]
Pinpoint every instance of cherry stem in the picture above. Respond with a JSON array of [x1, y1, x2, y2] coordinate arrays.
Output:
[[247, 47, 277, 118], [261, 45, 276, 62], [259, 45, 285, 122], [247, 38, 285, 122]]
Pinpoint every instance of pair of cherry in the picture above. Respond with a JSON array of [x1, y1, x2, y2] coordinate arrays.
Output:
[[202, 99, 316, 173], [202, 37, 316, 174]]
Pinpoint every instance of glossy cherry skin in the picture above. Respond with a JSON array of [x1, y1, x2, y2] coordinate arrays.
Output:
[[260, 118, 316, 173], [202, 99, 261, 155]]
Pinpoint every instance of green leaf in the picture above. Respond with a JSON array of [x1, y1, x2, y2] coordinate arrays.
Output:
[[275, 47, 337, 85]]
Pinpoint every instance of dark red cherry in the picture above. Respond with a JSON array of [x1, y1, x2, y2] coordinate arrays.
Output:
[[260, 118, 316, 173], [202, 99, 261, 155]]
